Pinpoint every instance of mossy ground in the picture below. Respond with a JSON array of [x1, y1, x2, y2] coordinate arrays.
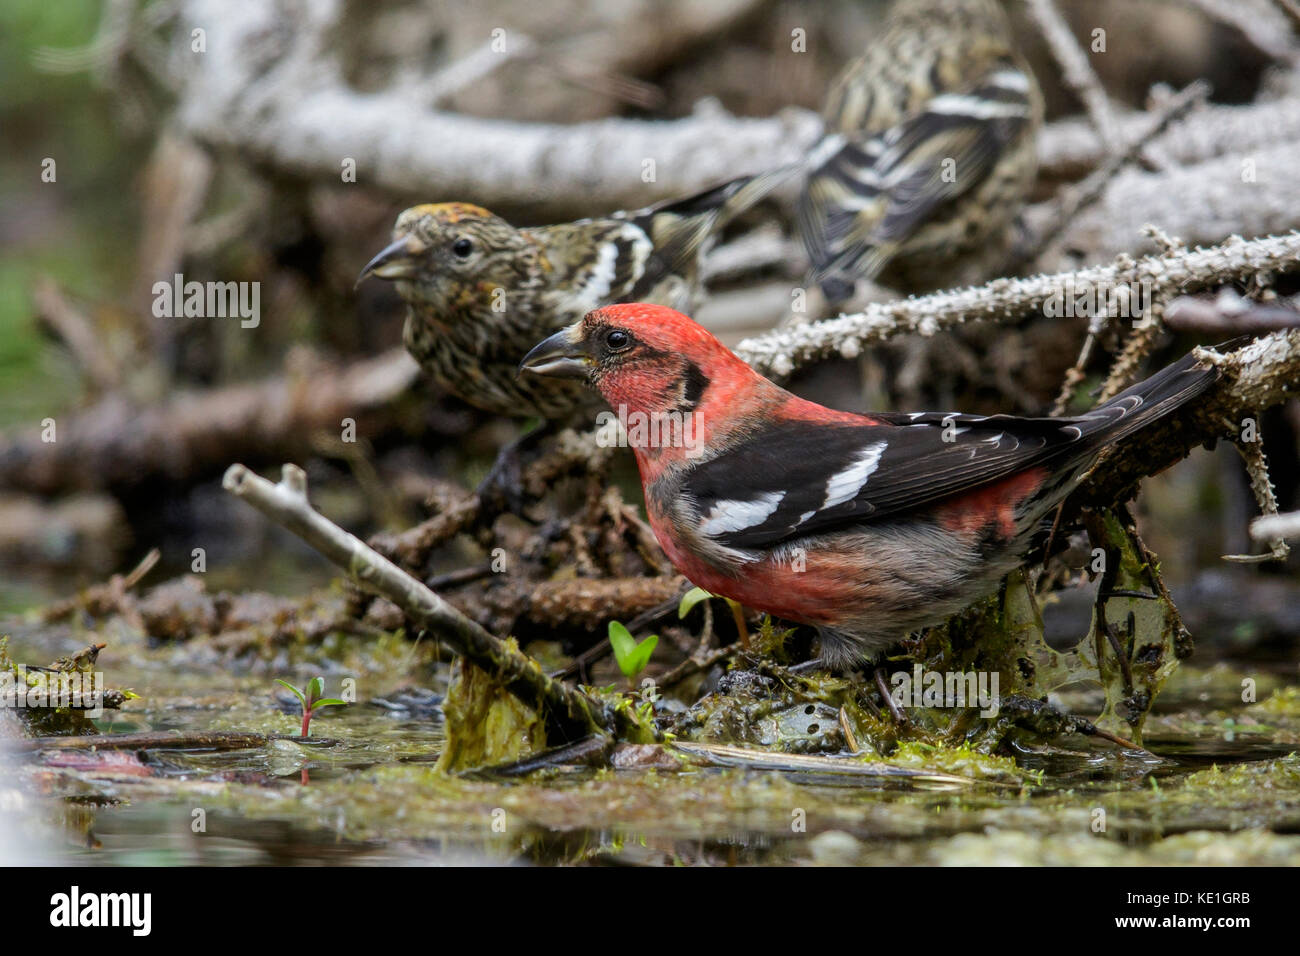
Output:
[[4, 610, 1297, 865]]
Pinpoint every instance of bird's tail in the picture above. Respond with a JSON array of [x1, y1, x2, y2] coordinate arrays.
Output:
[[650, 162, 798, 228], [628, 163, 800, 279], [1073, 347, 1221, 447]]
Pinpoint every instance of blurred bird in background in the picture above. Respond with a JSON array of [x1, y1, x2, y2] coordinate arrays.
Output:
[[798, 0, 1042, 302]]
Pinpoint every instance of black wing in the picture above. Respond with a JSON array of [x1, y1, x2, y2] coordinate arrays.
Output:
[[680, 413, 1086, 551], [682, 350, 1217, 552]]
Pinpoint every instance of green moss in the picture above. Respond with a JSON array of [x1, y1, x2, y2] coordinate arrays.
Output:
[[886, 740, 1031, 784], [1259, 686, 1300, 718], [436, 643, 548, 773]]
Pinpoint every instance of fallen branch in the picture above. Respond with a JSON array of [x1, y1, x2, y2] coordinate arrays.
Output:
[[1165, 290, 1300, 334], [1071, 329, 1300, 514], [174, 0, 817, 219], [733, 231, 1300, 377], [223, 462, 647, 743], [0, 347, 420, 495], [11, 731, 268, 753]]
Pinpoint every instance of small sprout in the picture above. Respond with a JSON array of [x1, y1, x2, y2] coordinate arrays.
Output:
[[276, 676, 347, 739], [678, 585, 745, 620], [608, 621, 657, 682], [678, 586, 749, 647], [678, 586, 713, 619]]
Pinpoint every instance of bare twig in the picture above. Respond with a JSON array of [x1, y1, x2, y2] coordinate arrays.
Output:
[[1021, 82, 1209, 274], [31, 277, 121, 394], [409, 34, 538, 107], [1037, 94, 1300, 182], [1026, 0, 1118, 146], [1165, 290, 1300, 334], [41, 547, 160, 627], [1273, 0, 1300, 33], [222, 463, 647, 743], [1223, 440, 1291, 563], [1097, 306, 1166, 403], [658, 645, 737, 691]]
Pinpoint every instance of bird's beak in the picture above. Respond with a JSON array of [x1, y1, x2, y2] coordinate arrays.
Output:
[[518, 324, 592, 379], [356, 235, 425, 287]]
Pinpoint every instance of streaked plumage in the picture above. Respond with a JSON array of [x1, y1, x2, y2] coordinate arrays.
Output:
[[799, 0, 1042, 299], [358, 173, 785, 419], [520, 304, 1218, 666]]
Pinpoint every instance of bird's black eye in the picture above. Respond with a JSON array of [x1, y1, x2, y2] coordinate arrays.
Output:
[[452, 237, 473, 258], [605, 329, 631, 352]]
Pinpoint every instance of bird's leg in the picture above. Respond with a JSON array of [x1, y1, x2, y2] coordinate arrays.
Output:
[[728, 601, 750, 649], [475, 419, 556, 515]]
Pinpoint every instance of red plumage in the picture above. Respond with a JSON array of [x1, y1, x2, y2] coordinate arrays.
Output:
[[519, 304, 1218, 665]]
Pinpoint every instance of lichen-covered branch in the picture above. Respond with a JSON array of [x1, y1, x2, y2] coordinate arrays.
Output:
[[733, 231, 1300, 377], [1071, 329, 1300, 512], [173, 0, 817, 218]]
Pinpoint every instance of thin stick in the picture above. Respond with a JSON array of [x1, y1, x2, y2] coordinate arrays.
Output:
[[1273, 0, 1300, 33], [12, 731, 268, 753], [32, 276, 121, 393], [223, 463, 645, 742], [1164, 292, 1300, 335], [1023, 81, 1209, 280], [657, 645, 736, 690], [1224, 442, 1291, 563], [1074, 720, 1148, 754], [1026, 0, 1118, 146]]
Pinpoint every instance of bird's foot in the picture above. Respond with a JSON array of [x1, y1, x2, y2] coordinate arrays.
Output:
[[474, 421, 555, 516]]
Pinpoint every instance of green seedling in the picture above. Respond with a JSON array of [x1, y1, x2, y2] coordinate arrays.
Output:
[[276, 676, 346, 738], [679, 586, 750, 646], [608, 620, 658, 682]]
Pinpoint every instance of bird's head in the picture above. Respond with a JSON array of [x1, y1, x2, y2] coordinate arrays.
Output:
[[357, 203, 534, 320], [518, 303, 764, 428]]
